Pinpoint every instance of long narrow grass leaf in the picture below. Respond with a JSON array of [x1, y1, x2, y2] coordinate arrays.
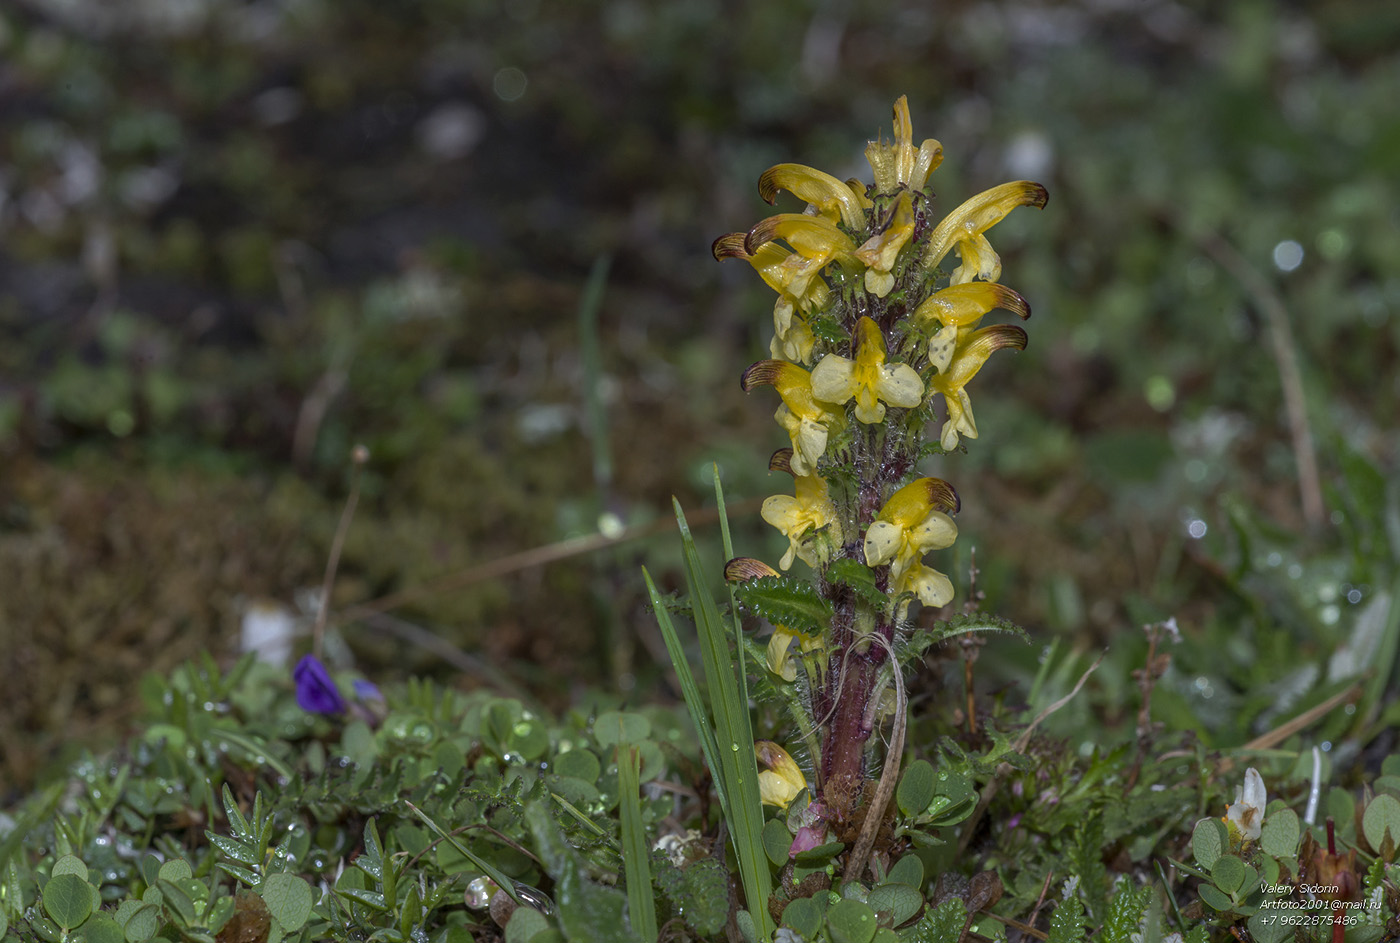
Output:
[[673, 498, 773, 940], [643, 568, 727, 824], [711, 468, 751, 727], [403, 801, 527, 908], [618, 746, 658, 942]]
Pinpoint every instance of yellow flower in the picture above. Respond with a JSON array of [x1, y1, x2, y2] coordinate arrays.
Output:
[[864, 95, 944, 195], [757, 163, 867, 230], [927, 323, 1027, 450], [853, 190, 915, 297], [744, 214, 859, 299], [761, 468, 837, 570], [713, 232, 831, 315], [765, 625, 825, 682], [755, 741, 807, 809], [864, 477, 960, 612], [741, 360, 844, 475], [922, 180, 1049, 285], [911, 281, 1030, 329], [810, 317, 923, 424]]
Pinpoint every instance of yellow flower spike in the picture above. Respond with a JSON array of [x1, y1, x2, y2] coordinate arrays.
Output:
[[810, 317, 924, 424], [741, 360, 844, 474], [911, 281, 1031, 330], [864, 477, 960, 611], [928, 323, 1028, 450], [922, 181, 1049, 284], [755, 741, 807, 809], [865, 95, 944, 194], [761, 472, 837, 570], [758, 163, 866, 230], [854, 191, 915, 297]]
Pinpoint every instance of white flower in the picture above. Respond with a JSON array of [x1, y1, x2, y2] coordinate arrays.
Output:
[[1224, 767, 1267, 841]]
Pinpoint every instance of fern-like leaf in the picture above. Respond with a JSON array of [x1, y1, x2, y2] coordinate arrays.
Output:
[[732, 575, 833, 634], [1045, 893, 1087, 943], [1098, 880, 1150, 943], [904, 896, 967, 943]]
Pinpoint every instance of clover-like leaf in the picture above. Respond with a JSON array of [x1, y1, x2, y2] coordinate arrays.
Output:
[[1260, 808, 1300, 860], [42, 873, 94, 930], [1192, 816, 1227, 870], [897, 759, 936, 818], [1363, 794, 1400, 858], [826, 898, 878, 943]]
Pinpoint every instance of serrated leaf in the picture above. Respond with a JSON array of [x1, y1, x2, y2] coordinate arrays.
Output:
[[824, 558, 887, 609], [906, 614, 1030, 662], [732, 575, 834, 635], [904, 897, 966, 943], [1046, 893, 1086, 943], [42, 873, 93, 930], [1099, 882, 1149, 943], [262, 873, 313, 932], [811, 316, 847, 345], [679, 858, 729, 936]]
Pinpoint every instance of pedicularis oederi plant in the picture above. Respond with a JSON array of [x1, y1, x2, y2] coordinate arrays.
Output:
[[715, 96, 1047, 870]]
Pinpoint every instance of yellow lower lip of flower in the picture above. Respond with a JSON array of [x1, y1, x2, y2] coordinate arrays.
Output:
[[755, 740, 807, 808]]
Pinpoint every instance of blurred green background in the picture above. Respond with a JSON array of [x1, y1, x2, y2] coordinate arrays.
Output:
[[2, 0, 1397, 793]]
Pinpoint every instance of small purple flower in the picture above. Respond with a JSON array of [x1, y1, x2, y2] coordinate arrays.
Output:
[[294, 654, 346, 714], [352, 679, 383, 703]]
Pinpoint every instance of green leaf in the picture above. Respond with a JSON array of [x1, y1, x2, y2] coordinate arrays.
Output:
[[897, 760, 936, 818], [1045, 893, 1086, 943], [780, 895, 825, 938], [1211, 855, 1247, 895], [1191, 817, 1227, 870], [763, 817, 792, 867], [76, 912, 125, 943], [677, 859, 728, 936], [886, 854, 923, 890], [1099, 882, 1149, 943], [1363, 794, 1400, 858], [207, 834, 260, 867], [117, 901, 161, 941], [156, 859, 192, 883], [553, 749, 601, 783], [261, 873, 314, 932], [824, 558, 888, 609], [505, 907, 552, 943], [617, 746, 658, 942], [905, 897, 967, 943], [526, 802, 640, 943], [52, 855, 89, 879], [1260, 808, 1300, 859], [1197, 882, 1233, 912], [794, 841, 845, 865], [156, 878, 197, 925], [595, 711, 651, 747], [731, 574, 834, 635], [826, 898, 877, 943], [868, 883, 922, 927], [43, 873, 94, 930], [669, 491, 773, 940]]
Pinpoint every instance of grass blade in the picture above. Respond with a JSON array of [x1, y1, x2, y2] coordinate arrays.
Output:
[[673, 497, 774, 940], [618, 745, 657, 942]]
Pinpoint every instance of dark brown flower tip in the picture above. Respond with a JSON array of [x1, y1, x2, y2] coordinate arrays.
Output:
[[768, 449, 795, 475], [712, 232, 750, 262], [725, 557, 780, 582], [740, 359, 784, 392], [923, 477, 961, 514]]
